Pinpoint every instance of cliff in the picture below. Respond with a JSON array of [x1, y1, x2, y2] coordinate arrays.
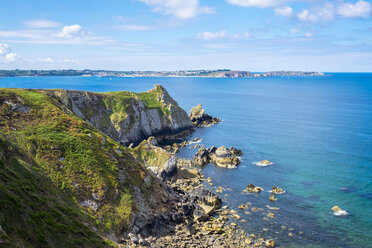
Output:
[[46, 85, 192, 146], [0, 87, 192, 247]]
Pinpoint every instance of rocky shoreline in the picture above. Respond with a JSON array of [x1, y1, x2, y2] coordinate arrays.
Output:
[[122, 131, 279, 247], [123, 147, 276, 247]]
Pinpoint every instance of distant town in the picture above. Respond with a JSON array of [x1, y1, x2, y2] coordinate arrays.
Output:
[[0, 69, 325, 78]]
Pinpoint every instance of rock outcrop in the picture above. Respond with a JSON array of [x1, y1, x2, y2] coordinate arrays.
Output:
[[244, 184, 263, 193], [189, 104, 221, 127], [47, 85, 193, 146], [193, 146, 242, 168]]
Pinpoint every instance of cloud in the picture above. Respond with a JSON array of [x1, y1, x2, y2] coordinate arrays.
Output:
[[118, 25, 152, 31], [227, 0, 287, 8], [38, 57, 53, 62], [338, 0, 372, 18], [24, 20, 60, 28], [0, 26, 115, 45], [297, 3, 335, 23], [290, 28, 301, 34], [275, 6, 293, 17], [138, 0, 214, 19], [0, 43, 20, 62], [56, 25, 84, 38], [63, 58, 80, 64], [197, 30, 227, 40]]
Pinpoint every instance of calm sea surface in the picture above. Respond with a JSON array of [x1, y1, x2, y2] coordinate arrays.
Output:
[[1, 74, 372, 247]]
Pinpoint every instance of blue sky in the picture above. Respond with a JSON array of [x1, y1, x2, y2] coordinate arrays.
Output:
[[0, 0, 372, 71]]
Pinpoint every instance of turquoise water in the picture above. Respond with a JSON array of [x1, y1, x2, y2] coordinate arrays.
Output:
[[1, 74, 372, 247]]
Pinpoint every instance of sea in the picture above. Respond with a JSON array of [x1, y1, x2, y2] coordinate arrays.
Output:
[[1, 73, 372, 247]]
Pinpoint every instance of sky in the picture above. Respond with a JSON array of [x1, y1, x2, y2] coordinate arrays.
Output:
[[0, 0, 372, 72]]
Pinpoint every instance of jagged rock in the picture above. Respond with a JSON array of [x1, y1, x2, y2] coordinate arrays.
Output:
[[268, 213, 275, 218], [4, 99, 31, 113], [79, 199, 99, 211], [238, 204, 250, 210], [193, 146, 242, 168], [189, 104, 221, 127], [193, 209, 209, 222], [269, 195, 277, 201], [271, 186, 285, 194], [265, 239, 275, 247], [216, 186, 223, 194], [160, 157, 178, 180], [244, 184, 263, 193]]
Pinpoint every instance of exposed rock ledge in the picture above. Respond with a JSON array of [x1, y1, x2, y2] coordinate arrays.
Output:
[[46, 85, 193, 146], [189, 104, 221, 127]]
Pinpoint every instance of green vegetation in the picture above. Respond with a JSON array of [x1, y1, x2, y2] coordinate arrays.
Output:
[[0, 88, 163, 247], [133, 139, 171, 168]]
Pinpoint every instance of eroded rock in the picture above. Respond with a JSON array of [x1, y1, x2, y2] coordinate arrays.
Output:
[[189, 104, 221, 127]]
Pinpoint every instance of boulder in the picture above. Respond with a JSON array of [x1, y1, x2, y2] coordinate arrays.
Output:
[[265, 239, 275, 247], [269, 195, 277, 202], [244, 184, 263, 193], [271, 186, 285, 194], [193, 146, 242, 168], [160, 157, 178, 180]]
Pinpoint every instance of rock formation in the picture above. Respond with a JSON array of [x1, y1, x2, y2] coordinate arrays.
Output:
[[193, 146, 242, 168], [244, 184, 263, 193], [189, 104, 221, 127], [47, 85, 193, 146]]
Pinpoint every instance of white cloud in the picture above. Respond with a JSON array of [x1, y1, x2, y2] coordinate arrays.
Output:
[[275, 6, 293, 17], [232, 31, 250, 39], [197, 30, 227, 40], [119, 25, 152, 31], [138, 0, 213, 19], [39, 57, 54, 62], [304, 32, 312, 38], [24, 20, 60, 28], [338, 0, 372, 18], [56, 25, 84, 38], [63, 58, 80, 64], [0, 43, 20, 62], [297, 9, 319, 22], [227, 0, 287, 8], [290, 28, 301, 34], [297, 3, 335, 23]]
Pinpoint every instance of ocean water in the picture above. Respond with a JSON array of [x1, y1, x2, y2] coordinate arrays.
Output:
[[1, 74, 372, 247]]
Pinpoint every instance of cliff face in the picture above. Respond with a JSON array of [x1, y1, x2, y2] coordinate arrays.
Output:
[[46, 85, 192, 146]]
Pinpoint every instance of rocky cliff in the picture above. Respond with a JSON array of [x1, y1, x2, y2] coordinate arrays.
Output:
[[0, 87, 193, 247], [46, 85, 192, 146]]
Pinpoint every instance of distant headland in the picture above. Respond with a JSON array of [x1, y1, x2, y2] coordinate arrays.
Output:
[[0, 69, 324, 78]]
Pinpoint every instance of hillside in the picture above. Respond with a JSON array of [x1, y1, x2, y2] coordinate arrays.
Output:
[[0, 87, 192, 247]]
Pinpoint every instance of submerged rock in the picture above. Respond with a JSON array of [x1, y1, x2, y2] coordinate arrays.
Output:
[[331, 206, 349, 216], [269, 195, 277, 202], [270, 186, 285, 194], [244, 184, 263, 193], [238, 203, 250, 210], [254, 160, 273, 167], [189, 104, 221, 127]]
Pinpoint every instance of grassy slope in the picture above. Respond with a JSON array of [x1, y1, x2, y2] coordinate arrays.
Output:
[[0, 88, 158, 247]]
